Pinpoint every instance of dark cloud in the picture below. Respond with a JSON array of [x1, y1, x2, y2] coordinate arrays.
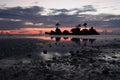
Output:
[[0, 20, 24, 29], [0, 5, 120, 30], [75, 5, 97, 15], [108, 20, 120, 28], [49, 5, 97, 15], [49, 8, 70, 15], [0, 6, 44, 19], [0, 6, 45, 29]]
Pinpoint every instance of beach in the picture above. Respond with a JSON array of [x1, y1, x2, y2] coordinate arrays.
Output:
[[0, 35, 120, 80]]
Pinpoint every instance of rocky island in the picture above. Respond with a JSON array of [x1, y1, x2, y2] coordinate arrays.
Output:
[[45, 23, 100, 35]]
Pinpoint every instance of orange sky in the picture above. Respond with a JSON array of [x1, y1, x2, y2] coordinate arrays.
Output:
[[0, 27, 105, 34]]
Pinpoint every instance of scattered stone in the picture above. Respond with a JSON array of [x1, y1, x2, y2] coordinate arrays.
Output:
[[76, 50, 79, 53], [89, 58, 95, 63], [52, 57, 57, 60], [13, 73, 19, 78], [47, 63, 51, 67], [45, 74, 53, 80], [62, 45, 65, 47], [112, 56, 117, 58], [27, 54, 31, 58], [102, 68, 110, 75], [49, 44, 52, 47], [43, 50, 47, 54]]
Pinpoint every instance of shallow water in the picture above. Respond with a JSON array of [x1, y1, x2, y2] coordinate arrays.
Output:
[[0, 35, 120, 80], [0, 35, 120, 61]]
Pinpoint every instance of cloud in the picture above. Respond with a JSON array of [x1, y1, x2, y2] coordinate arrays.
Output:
[[48, 5, 97, 15], [31, 1, 39, 4], [75, 5, 97, 15], [0, 6, 44, 19], [0, 6, 45, 29], [0, 20, 24, 29], [108, 19, 120, 28], [49, 8, 70, 15], [0, 5, 120, 31], [24, 21, 44, 26], [0, 4, 6, 9]]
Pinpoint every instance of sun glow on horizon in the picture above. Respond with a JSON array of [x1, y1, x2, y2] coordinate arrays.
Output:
[[0, 27, 105, 35], [0, 27, 113, 34]]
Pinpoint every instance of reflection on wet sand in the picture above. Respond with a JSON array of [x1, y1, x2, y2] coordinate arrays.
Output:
[[0, 35, 120, 80], [51, 36, 96, 47], [36, 36, 97, 60], [55, 37, 61, 42], [0, 35, 117, 61]]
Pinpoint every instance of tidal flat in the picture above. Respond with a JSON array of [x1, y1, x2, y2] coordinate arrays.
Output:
[[0, 35, 120, 80]]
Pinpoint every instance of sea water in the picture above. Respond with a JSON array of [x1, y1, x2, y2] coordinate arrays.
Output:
[[0, 35, 120, 61]]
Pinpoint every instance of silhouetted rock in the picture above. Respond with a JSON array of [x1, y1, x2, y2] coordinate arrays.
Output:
[[45, 23, 100, 35], [89, 27, 99, 35], [71, 27, 80, 35], [63, 30, 70, 35], [55, 28, 62, 34], [50, 30, 55, 34], [81, 29, 89, 35], [45, 30, 55, 35]]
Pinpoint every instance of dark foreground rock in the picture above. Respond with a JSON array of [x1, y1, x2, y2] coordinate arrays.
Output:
[[0, 43, 120, 80]]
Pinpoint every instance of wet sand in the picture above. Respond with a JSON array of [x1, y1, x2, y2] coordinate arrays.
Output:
[[0, 35, 120, 80]]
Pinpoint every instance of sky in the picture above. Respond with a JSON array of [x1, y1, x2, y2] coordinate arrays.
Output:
[[0, 0, 120, 34]]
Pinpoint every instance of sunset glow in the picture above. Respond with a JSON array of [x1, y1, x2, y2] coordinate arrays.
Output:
[[0, 0, 120, 34], [0, 27, 104, 35]]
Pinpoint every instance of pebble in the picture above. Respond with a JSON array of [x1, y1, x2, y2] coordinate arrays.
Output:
[[43, 50, 47, 54]]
